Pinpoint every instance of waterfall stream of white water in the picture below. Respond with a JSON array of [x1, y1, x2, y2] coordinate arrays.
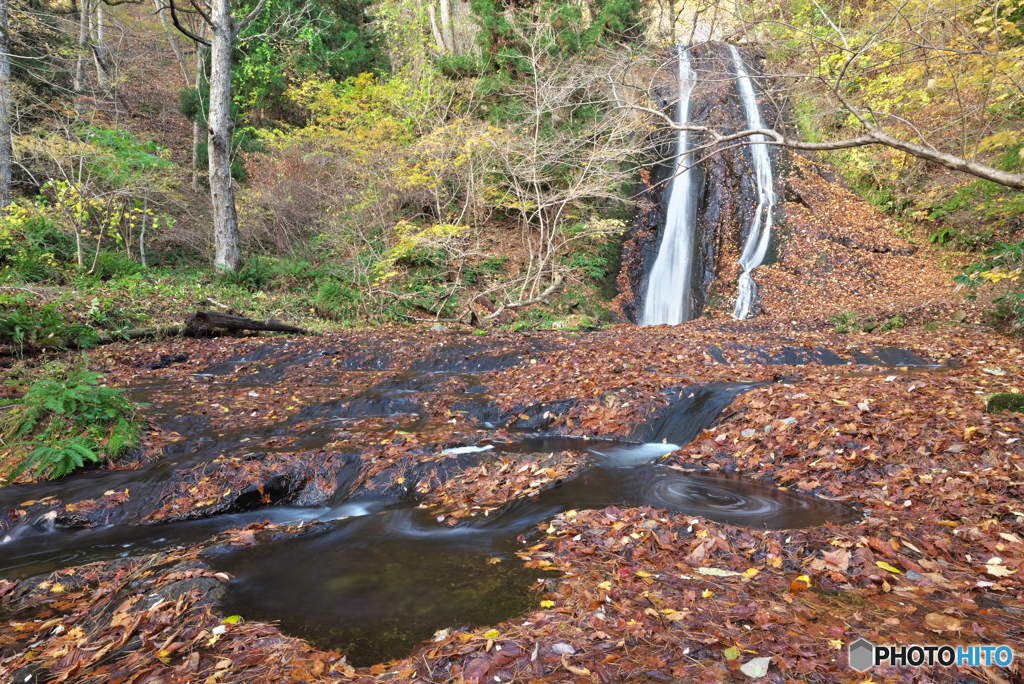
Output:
[[640, 48, 698, 326], [729, 45, 776, 320]]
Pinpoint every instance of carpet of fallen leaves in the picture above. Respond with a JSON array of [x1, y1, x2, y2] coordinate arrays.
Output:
[[2, 170, 1024, 684]]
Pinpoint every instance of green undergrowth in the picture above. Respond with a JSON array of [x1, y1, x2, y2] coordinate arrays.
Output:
[[2, 248, 621, 341], [954, 241, 1024, 333], [828, 311, 906, 334], [0, 296, 100, 352], [2, 253, 614, 342], [1, 357, 141, 482]]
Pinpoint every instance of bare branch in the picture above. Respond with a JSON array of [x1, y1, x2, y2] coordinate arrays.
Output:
[[236, 0, 268, 32], [169, 0, 209, 42], [483, 274, 564, 321]]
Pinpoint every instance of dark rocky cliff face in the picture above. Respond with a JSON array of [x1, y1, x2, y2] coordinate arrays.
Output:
[[615, 42, 788, 323]]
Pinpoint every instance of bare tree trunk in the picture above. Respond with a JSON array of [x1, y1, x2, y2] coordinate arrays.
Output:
[[208, 0, 241, 272], [192, 32, 206, 191], [93, 1, 108, 88], [139, 196, 147, 266], [439, 0, 455, 56], [0, 0, 11, 210], [75, 0, 91, 93]]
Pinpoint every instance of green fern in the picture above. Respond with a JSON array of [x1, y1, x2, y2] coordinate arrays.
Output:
[[1, 356, 140, 482]]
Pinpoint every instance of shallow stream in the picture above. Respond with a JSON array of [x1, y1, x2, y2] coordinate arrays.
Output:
[[0, 340, 943, 664]]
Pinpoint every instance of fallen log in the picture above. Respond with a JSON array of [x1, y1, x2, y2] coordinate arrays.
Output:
[[184, 311, 308, 336], [0, 312, 309, 356]]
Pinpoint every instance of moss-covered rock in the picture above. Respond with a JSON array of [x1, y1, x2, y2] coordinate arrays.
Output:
[[985, 393, 1024, 414]]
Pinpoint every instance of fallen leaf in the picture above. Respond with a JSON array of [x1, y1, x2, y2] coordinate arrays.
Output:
[[923, 612, 961, 632], [789, 575, 811, 592], [984, 559, 1017, 577], [561, 654, 590, 676], [696, 567, 742, 577], [740, 656, 772, 677]]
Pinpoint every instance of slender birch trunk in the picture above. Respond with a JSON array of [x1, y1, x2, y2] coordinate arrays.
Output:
[[427, 3, 447, 53], [94, 1, 108, 88], [0, 0, 11, 210]]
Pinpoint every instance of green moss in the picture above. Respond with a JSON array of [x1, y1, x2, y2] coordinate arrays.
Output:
[[986, 393, 1024, 414]]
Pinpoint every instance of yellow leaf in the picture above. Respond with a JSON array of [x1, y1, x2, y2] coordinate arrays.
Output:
[[635, 570, 653, 577], [876, 561, 901, 574], [539, 600, 556, 608], [695, 567, 742, 577], [222, 615, 243, 624], [741, 568, 760, 579], [724, 646, 741, 660], [701, 589, 713, 598], [482, 629, 501, 639]]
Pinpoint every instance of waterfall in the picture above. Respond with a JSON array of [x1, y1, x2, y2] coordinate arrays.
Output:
[[729, 45, 776, 320], [640, 48, 698, 326]]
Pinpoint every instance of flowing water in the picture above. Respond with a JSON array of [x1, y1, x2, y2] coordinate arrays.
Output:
[[730, 44, 777, 320], [213, 464, 857, 665], [641, 47, 700, 326]]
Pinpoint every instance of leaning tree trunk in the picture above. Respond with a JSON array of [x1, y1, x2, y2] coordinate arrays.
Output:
[[74, 0, 91, 92], [207, 0, 241, 273], [0, 0, 11, 210]]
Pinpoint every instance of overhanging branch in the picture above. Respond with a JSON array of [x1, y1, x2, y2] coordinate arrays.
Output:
[[623, 101, 1024, 190]]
